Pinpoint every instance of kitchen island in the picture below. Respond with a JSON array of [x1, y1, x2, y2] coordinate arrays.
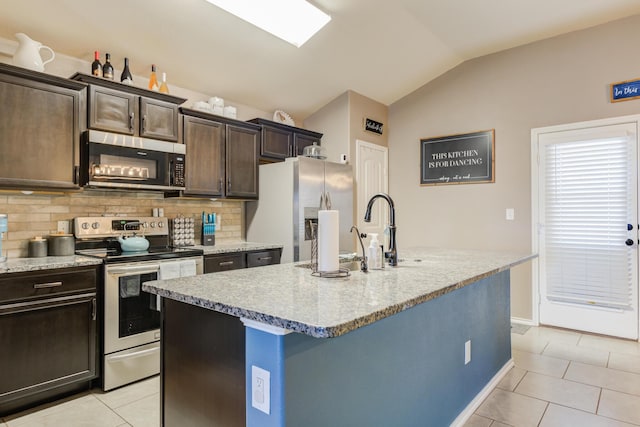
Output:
[[143, 248, 534, 427]]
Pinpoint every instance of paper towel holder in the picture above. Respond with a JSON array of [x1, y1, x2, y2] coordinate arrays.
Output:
[[309, 222, 350, 278]]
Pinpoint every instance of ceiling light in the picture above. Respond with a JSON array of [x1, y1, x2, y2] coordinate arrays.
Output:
[[205, 0, 331, 47]]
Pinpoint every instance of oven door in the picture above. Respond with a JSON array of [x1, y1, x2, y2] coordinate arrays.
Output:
[[104, 262, 162, 355]]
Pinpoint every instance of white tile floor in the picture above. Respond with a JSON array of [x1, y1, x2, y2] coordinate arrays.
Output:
[[1, 326, 639, 426], [469, 326, 640, 427]]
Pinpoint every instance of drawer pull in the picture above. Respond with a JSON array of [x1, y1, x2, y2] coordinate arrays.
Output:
[[219, 261, 235, 266], [258, 257, 272, 261], [33, 281, 63, 289]]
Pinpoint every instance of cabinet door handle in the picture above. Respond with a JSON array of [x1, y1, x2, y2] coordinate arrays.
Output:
[[129, 112, 135, 132], [33, 281, 63, 289], [142, 115, 147, 134], [92, 298, 97, 321], [227, 178, 231, 193], [219, 178, 223, 193], [219, 261, 235, 266]]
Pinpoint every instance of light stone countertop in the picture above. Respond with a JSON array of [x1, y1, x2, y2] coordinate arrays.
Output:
[[0, 255, 103, 274], [143, 247, 536, 338], [0, 242, 282, 275], [195, 241, 283, 255]]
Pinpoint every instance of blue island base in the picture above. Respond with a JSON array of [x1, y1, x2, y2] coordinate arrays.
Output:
[[245, 270, 511, 427]]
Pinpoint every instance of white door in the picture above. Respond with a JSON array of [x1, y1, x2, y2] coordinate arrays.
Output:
[[356, 140, 388, 237], [532, 117, 639, 339]]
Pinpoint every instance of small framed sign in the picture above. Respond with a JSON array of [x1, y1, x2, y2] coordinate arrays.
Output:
[[364, 118, 383, 135], [420, 129, 495, 185], [611, 78, 640, 102]]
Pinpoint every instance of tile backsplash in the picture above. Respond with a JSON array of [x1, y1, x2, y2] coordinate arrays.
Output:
[[0, 189, 243, 258]]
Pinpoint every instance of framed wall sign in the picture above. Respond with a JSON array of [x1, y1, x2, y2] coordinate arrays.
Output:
[[420, 129, 495, 185], [611, 78, 640, 102], [364, 118, 383, 135]]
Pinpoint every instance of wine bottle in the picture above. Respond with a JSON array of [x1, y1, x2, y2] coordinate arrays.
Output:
[[103, 53, 114, 80], [120, 57, 133, 85], [91, 51, 102, 77], [159, 72, 169, 94], [148, 64, 159, 91]]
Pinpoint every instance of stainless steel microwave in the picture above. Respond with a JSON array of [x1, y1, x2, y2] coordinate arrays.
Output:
[[81, 130, 185, 191]]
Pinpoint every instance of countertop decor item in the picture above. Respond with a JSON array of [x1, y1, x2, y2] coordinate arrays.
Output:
[[28, 236, 48, 257], [12, 33, 55, 72], [47, 233, 75, 256]]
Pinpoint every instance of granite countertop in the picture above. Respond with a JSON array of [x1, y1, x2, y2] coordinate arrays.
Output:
[[195, 242, 283, 255], [0, 242, 282, 275], [0, 255, 103, 275], [143, 247, 536, 338]]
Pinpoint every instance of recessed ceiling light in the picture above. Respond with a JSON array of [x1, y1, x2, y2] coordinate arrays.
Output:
[[205, 0, 331, 47]]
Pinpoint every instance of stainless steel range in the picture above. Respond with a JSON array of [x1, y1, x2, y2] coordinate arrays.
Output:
[[74, 216, 203, 391]]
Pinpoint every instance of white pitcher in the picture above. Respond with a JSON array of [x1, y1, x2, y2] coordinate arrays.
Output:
[[12, 33, 55, 72]]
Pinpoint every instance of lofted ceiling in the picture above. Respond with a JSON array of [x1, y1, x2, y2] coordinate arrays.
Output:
[[1, 0, 640, 119]]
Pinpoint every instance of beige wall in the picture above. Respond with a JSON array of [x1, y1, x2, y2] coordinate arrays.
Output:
[[388, 14, 640, 320], [303, 92, 349, 164]]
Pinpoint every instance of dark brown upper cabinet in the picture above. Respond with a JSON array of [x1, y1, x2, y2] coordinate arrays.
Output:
[[0, 63, 86, 191], [71, 73, 185, 142], [177, 109, 260, 200], [248, 118, 322, 162]]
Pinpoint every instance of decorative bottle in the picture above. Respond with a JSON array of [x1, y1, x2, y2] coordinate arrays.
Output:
[[159, 72, 169, 94], [102, 53, 114, 80], [148, 64, 159, 91], [120, 57, 133, 85], [91, 51, 102, 77]]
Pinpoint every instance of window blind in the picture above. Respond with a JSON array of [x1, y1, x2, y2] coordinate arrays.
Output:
[[543, 136, 633, 309]]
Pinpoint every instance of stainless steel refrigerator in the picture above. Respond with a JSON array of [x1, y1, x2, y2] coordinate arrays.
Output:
[[246, 156, 353, 263]]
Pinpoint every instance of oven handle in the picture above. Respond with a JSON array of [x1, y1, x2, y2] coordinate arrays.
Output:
[[106, 264, 161, 276], [107, 346, 160, 362]]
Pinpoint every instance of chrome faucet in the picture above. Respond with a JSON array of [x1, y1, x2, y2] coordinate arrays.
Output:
[[350, 226, 368, 272], [363, 193, 398, 267]]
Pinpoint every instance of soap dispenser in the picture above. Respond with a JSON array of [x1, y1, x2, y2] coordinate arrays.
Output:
[[368, 233, 381, 269]]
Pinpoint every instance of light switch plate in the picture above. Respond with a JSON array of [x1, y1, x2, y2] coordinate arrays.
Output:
[[505, 208, 515, 221], [251, 365, 270, 414]]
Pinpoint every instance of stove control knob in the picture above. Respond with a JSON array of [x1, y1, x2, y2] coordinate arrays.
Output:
[[149, 222, 156, 228], [142, 222, 149, 229], [92, 222, 100, 230], [81, 222, 90, 230], [158, 221, 165, 228]]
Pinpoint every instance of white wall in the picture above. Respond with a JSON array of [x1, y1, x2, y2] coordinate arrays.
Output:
[[388, 14, 640, 320]]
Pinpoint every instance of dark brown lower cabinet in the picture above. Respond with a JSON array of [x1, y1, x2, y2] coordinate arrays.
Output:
[[0, 266, 98, 416], [204, 248, 281, 273], [162, 248, 281, 425], [162, 299, 245, 427]]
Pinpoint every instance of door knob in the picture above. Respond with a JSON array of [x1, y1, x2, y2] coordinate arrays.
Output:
[[625, 238, 635, 246]]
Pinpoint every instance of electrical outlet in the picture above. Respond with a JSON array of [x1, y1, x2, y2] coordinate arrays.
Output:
[[57, 220, 70, 234], [251, 365, 270, 414], [465, 340, 471, 365]]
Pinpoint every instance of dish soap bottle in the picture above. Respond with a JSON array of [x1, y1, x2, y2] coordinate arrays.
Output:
[[368, 233, 381, 269]]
